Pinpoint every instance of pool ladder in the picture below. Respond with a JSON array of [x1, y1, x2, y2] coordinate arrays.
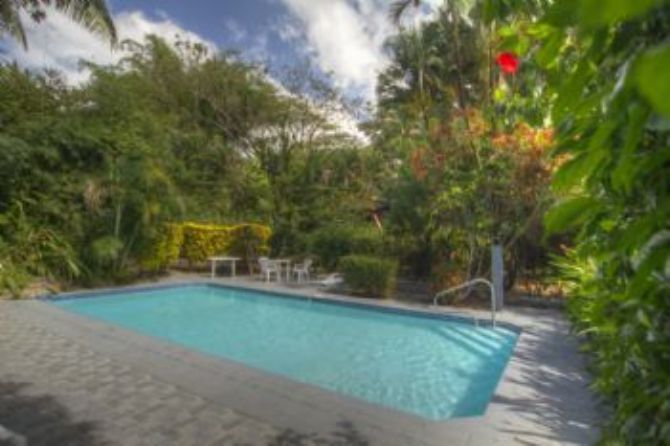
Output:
[[433, 278, 496, 327]]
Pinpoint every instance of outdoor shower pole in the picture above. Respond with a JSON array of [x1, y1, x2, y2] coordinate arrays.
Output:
[[491, 245, 504, 310]]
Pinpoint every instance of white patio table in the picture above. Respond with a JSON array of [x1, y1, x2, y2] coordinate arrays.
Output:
[[273, 258, 292, 282], [208, 256, 241, 279]]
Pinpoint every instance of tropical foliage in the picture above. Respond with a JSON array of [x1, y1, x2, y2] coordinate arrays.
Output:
[[487, 0, 670, 443], [308, 224, 385, 271], [0, 35, 373, 291], [2, 1, 669, 441], [371, 2, 556, 291]]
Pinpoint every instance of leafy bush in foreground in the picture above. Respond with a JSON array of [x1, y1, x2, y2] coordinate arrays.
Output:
[[497, 0, 670, 443]]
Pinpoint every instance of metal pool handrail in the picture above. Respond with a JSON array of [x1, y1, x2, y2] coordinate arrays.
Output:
[[433, 278, 496, 327]]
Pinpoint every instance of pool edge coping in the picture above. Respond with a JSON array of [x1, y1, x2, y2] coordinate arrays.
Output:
[[40, 279, 522, 334], [43, 279, 523, 418], [26, 279, 540, 445]]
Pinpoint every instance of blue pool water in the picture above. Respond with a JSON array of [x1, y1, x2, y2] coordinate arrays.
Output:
[[53, 284, 517, 420]]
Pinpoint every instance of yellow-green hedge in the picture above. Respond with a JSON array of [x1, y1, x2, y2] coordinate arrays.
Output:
[[141, 223, 184, 272], [143, 222, 271, 272], [180, 223, 231, 264], [146, 222, 271, 270]]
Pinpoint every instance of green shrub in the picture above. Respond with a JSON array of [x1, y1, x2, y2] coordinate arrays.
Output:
[[141, 223, 184, 272], [90, 235, 124, 266], [339, 255, 398, 298], [0, 260, 30, 299], [310, 225, 384, 271]]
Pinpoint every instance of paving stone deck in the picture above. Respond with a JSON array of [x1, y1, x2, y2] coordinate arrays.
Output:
[[0, 305, 281, 446], [0, 276, 603, 445]]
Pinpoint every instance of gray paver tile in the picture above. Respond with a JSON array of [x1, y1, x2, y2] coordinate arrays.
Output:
[[0, 287, 602, 446], [0, 305, 282, 446]]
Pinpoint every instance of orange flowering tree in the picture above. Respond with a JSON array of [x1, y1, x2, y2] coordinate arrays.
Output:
[[374, 10, 557, 291], [409, 109, 555, 290]]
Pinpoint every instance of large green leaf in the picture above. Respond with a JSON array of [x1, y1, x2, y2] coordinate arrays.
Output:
[[534, 30, 565, 69], [552, 57, 596, 124], [635, 44, 670, 117], [545, 196, 602, 234], [578, 0, 662, 27], [552, 146, 608, 191], [611, 104, 650, 192]]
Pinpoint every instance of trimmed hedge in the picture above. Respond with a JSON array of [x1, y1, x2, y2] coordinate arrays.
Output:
[[142, 222, 271, 271], [339, 255, 398, 298], [181, 222, 271, 265], [181, 223, 230, 263], [309, 225, 384, 271]]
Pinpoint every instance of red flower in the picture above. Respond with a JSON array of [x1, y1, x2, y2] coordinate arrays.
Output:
[[496, 52, 519, 74]]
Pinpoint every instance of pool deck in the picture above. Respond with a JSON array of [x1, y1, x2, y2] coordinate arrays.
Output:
[[0, 274, 603, 445]]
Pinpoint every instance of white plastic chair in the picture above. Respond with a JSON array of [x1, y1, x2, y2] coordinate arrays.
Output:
[[258, 257, 280, 282], [292, 259, 313, 283]]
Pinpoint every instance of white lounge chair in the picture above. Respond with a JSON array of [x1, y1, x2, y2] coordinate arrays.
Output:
[[319, 273, 343, 289], [258, 257, 280, 282], [292, 259, 313, 283]]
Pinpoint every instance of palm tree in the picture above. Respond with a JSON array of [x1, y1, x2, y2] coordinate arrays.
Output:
[[0, 0, 116, 48], [389, 0, 422, 24], [389, 0, 477, 108]]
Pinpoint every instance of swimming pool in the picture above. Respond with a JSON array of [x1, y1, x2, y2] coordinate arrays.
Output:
[[52, 284, 518, 420]]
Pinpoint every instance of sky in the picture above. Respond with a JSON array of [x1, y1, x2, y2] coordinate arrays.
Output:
[[0, 0, 440, 104]]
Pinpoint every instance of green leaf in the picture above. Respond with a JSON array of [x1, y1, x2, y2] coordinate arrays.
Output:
[[552, 148, 608, 191], [612, 104, 650, 192], [498, 25, 516, 37], [578, 0, 661, 27], [500, 34, 530, 55], [629, 241, 670, 296], [481, 0, 500, 24], [535, 30, 564, 68], [526, 23, 555, 39], [544, 0, 579, 27], [493, 85, 508, 102], [635, 43, 670, 117], [545, 196, 602, 234], [636, 308, 652, 328], [552, 58, 596, 123], [616, 215, 658, 252]]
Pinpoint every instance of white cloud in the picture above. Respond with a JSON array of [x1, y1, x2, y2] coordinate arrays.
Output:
[[277, 0, 439, 101], [116, 11, 216, 51], [274, 16, 303, 43], [246, 32, 270, 62], [278, 0, 387, 100], [0, 8, 216, 84], [223, 18, 246, 42]]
